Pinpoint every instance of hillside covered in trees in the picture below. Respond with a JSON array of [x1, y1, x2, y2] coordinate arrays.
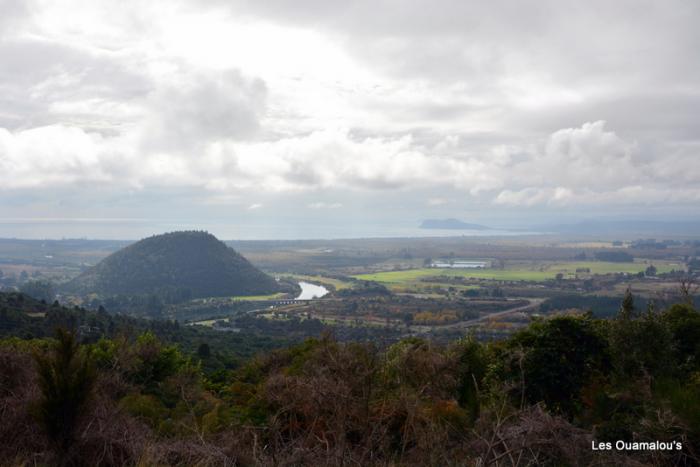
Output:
[[65, 231, 281, 300], [0, 291, 294, 362], [1, 290, 699, 465]]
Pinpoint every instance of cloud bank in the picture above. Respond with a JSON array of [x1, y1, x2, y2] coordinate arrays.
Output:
[[0, 0, 699, 234]]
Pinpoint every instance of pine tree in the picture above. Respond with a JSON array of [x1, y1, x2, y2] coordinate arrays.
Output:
[[618, 287, 635, 320]]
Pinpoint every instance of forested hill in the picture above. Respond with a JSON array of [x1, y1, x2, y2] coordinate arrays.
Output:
[[64, 231, 280, 299]]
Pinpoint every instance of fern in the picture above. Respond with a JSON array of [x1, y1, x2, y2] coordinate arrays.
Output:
[[33, 328, 96, 459]]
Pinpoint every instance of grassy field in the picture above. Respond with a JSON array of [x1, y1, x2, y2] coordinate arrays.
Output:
[[355, 268, 552, 283], [190, 293, 287, 303], [186, 318, 221, 327], [545, 260, 681, 275], [353, 260, 684, 284], [543, 259, 685, 275], [232, 292, 287, 301]]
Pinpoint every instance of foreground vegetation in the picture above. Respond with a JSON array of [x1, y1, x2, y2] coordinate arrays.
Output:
[[1, 290, 699, 466]]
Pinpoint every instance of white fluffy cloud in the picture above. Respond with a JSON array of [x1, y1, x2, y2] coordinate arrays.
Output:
[[493, 121, 700, 206], [495, 121, 638, 205], [3, 118, 696, 210], [206, 129, 504, 193], [0, 125, 115, 188], [308, 202, 343, 209]]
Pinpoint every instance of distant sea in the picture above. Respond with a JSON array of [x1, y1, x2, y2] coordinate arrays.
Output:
[[0, 218, 540, 240]]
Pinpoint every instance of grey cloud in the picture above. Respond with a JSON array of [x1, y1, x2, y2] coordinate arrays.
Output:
[[507, 92, 700, 141], [373, 100, 491, 124], [0, 38, 151, 130], [224, 0, 698, 75], [0, 0, 29, 35], [144, 70, 267, 151], [225, 0, 700, 144]]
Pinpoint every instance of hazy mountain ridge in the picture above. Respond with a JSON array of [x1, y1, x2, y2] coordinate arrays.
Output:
[[419, 218, 491, 230], [64, 231, 280, 298], [538, 219, 700, 236]]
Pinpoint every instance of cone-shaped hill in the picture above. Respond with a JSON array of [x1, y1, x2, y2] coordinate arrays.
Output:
[[66, 231, 280, 298]]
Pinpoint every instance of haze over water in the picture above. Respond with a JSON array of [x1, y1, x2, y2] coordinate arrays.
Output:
[[0, 218, 533, 240]]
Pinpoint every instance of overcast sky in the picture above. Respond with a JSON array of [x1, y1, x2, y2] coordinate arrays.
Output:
[[0, 0, 699, 239]]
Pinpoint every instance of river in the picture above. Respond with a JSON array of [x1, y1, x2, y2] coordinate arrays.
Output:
[[296, 281, 329, 300]]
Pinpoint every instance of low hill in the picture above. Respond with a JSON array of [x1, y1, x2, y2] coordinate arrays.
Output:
[[420, 218, 491, 230], [65, 231, 280, 299]]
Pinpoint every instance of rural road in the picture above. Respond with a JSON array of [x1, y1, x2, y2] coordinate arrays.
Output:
[[410, 297, 545, 333]]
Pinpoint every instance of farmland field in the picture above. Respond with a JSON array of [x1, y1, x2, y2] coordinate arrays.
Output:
[[231, 292, 287, 301], [189, 292, 287, 303], [545, 260, 683, 275], [354, 268, 552, 283], [353, 259, 684, 285]]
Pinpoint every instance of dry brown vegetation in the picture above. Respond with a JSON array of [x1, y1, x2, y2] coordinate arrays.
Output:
[[2, 294, 700, 466]]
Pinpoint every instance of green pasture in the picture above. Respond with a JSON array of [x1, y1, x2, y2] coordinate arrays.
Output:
[[232, 292, 287, 301], [355, 268, 551, 283], [353, 260, 683, 285], [189, 293, 286, 304], [546, 260, 680, 275], [187, 318, 221, 327]]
